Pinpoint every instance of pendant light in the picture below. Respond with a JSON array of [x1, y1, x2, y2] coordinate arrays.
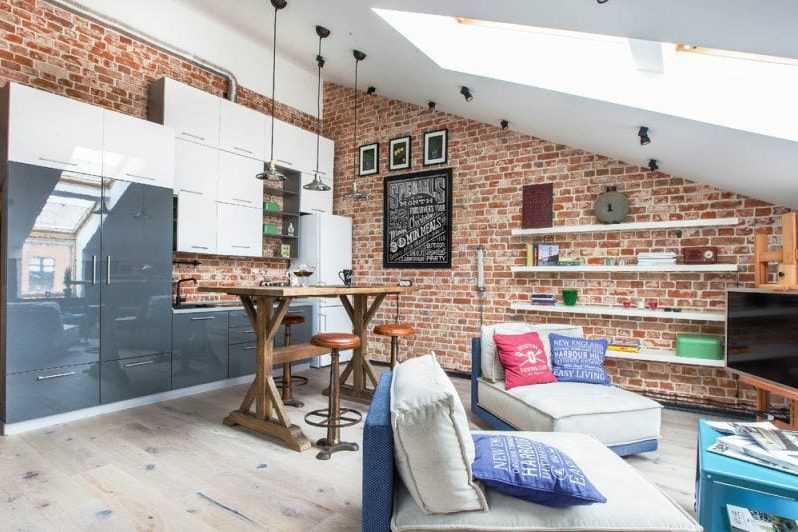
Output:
[[303, 25, 332, 192], [344, 49, 368, 200], [256, 0, 288, 181]]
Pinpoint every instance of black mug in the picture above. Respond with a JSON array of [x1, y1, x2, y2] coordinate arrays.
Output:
[[338, 269, 353, 287]]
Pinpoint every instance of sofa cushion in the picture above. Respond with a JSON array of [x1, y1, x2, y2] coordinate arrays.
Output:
[[481, 323, 584, 382], [391, 355, 488, 514], [391, 431, 701, 532], [494, 332, 557, 389], [549, 333, 610, 385], [477, 380, 661, 447]]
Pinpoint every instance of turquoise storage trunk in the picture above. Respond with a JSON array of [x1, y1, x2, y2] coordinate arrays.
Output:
[[676, 334, 723, 360]]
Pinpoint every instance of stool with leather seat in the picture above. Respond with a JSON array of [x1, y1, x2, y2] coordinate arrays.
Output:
[[276, 314, 307, 408], [374, 323, 415, 369], [304, 332, 362, 460]]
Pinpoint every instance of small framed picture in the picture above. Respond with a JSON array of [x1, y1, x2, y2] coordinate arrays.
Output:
[[423, 129, 447, 166], [389, 136, 411, 171], [359, 143, 379, 176]]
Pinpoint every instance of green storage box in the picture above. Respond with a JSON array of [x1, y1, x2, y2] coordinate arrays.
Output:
[[675, 334, 723, 360], [263, 223, 281, 235], [264, 201, 280, 212]]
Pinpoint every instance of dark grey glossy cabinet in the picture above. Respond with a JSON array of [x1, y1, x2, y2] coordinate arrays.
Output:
[[172, 312, 228, 388], [4, 363, 100, 423], [100, 353, 171, 404]]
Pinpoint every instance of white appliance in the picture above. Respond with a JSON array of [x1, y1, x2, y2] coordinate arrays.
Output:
[[294, 213, 353, 367]]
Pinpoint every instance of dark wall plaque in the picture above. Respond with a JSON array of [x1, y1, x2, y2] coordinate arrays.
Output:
[[522, 183, 554, 229], [383, 168, 453, 269]]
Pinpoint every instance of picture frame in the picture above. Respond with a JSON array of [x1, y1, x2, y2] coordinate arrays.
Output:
[[359, 142, 379, 176], [389, 135, 411, 171], [423, 129, 448, 166]]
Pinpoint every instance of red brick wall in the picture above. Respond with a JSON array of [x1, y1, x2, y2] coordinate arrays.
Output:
[[0, 0, 318, 302], [324, 82, 789, 411]]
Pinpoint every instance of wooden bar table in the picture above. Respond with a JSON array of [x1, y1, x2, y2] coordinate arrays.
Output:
[[199, 284, 415, 451]]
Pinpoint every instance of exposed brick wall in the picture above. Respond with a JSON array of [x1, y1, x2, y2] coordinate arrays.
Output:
[[324, 82, 789, 411]]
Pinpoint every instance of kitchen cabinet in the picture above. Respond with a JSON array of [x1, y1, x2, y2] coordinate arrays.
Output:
[[4, 83, 103, 175], [100, 353, 171, 404], [216, 203, 263, 257], [4, 362, 100, 423], [149, 77, 220, 147], [172, 311, 228, 389], [219, 98, 267, 161], [272, 119, 303, 170], [174, 139, 218, 199], [300, 130, 335, 178], [217, 151, 265, 208], [102, 109, 175, 188], [300, 173, 333, 214], [176, 194, 218, 254]]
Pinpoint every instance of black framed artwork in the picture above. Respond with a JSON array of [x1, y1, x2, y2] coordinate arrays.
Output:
[[383, 168, 453, 268], [389, 136, 411, 171], [359, 143, 379, 175], [423, 129, 448, 166]]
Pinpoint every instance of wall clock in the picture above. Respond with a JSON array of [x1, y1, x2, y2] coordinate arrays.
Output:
[[593, 186, 629, 224]]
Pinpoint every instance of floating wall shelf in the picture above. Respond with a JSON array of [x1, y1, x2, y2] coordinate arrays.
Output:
[[606, 349, 726, 368], [512, 217, 740, 237], [510, 302, 726, 322], [512, 264, 739, 273]]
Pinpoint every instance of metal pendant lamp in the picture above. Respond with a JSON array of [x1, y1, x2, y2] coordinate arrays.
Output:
[[344, 49, 368, 200], [303, 25, 331, 192], [256, 0, 288, 181]]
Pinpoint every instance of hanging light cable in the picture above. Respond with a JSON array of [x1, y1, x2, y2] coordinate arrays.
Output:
[[304, 25, 332, 192], [256, 0, 287, 181], [344, 49, 368, 200]]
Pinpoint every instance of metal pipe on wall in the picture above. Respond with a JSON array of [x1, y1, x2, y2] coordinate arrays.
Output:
[[43, 0, 239, 102]]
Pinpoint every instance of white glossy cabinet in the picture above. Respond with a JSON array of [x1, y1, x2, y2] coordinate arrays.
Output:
[[177, 194, 217, 254], [5, 83, 103, 175], [300, 130, 335, 177], [318, 136, 335, 178], [217, 203, 263, 257], [219, 99, 267, 161], [272, 119, 303, 170], [102, 110, 175, 188], [150, 77, 220, 147], [299, 173, 333, 215], [174, 140, 218, 199], [217, 151, 264, 208]]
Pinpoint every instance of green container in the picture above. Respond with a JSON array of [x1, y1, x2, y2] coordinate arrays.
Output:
[[675, 334, 723, 360], [562, 289, 578, 306], [263, 223, 281, 235], [264, 201, 281, 212]]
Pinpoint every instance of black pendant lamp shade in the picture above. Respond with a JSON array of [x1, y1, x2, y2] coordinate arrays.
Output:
[[303, 25, 332, 192], [344, 49, 368, 200], [256, 0, 288, 181]]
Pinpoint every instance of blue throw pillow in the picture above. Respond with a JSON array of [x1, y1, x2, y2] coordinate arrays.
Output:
[[548, 333, 610, 385], [471, 434, 606, 507]]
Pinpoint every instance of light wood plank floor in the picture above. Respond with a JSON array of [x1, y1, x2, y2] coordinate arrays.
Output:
[[0, 368, 726, 531]]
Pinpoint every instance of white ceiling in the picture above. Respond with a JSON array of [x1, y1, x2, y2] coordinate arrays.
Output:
[[184, 1, 798, 208]]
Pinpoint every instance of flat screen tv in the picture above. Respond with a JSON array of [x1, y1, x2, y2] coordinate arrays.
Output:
[[727, 289, 798, 391]]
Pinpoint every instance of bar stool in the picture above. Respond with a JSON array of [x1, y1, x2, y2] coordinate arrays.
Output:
[[304, 332, 363, 460], [276, 314, 308, 408], [374, 323, 415, 369]]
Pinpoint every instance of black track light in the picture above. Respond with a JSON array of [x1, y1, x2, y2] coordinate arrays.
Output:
[[500, 119, 509, 130], [428, 101, 436, 111], [367, 86, 376, 95], [638, 126, 651, 146], [648, 159, 659, 172], [270, 0, 287, 8], [460, 86, 473, 102]]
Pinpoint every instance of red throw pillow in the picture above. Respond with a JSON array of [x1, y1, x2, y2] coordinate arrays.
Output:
[[493, 332, 557, 390]]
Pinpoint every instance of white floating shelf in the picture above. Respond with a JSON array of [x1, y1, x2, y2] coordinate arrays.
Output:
[[510, 302, 726, 322], [512, 217, 739, 237], [606, 349, 726, 368], [512, 264, 739, 273]]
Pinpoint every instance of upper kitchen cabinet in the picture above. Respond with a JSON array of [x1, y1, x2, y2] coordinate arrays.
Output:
[[299, 172, 333, 215], [217, 151, 264, 208], [300, 130, 335, 178], [102, 109, 175, 188], [272, 119, 303, 170], [219, 99, 267, 161], [176, 194, 218, 254], [174, 139, 218, 200], [217, 203, 263, 257], [148, 77, 220, 147], [3, 82, 103, 175]]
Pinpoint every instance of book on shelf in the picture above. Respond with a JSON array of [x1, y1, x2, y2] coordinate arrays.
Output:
[[637, 252, 677, 265], [557, 258, 582, 266], [607, 342, 641, 353], [526, 244, 560, 266], [529, 293, 556, 306]]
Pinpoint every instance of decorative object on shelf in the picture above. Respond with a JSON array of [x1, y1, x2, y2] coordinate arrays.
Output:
[[287, 221, 295, 237], [647, 300, 659, 310], [423, 129, 448, 166], [521, 183, 554, 229], [344, 50, 369, 200], [527, 244, 559, 266], [398, 279, 413, 287], [389, 135, 411, 171], [676, 334, 722, 361], [593, 186, 629, 224], [359, 142, 379, 175], [562, 289, 579, 306], [256, 0, 288, 182], [755, 212, 798, 290], [264, 200, 280, 212], [304, 25, 332, 192], [684, 246, 718, 264], [264, 223, 281, 235], [280, 243, 291, 258], [338, 269, 352, 287], [383, 168, 453, 268]]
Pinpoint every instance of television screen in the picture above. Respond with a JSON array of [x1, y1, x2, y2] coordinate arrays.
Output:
[[727, 290, 798, 391]]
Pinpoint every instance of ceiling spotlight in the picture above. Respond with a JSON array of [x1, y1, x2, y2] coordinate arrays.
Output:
[[597, 0, 610, 4], [638, 126, 651, 146], [428, 101, 436, 111], [460, 86, 473, 102], [367, 86, 376, 95], [500, 119, 509, 130], [648, 159, 659, 172]]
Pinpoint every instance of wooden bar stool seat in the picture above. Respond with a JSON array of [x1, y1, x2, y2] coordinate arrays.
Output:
[[374, 323, 415, 369], [275, 314, 307, 408], [304, 332, 363, 460]]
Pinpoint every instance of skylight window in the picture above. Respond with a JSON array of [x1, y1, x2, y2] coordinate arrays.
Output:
[[374, 9, 798, 142]]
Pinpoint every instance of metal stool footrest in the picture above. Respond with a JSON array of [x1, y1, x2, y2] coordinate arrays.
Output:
[[273, 375, 309, 388], [304, 407, 362, 429]]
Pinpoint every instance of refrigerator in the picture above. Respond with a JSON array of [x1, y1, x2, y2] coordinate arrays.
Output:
[[294, 213, 353, 367]]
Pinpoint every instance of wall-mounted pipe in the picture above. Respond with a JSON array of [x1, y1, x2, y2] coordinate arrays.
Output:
[[43, 0, 239, 102]]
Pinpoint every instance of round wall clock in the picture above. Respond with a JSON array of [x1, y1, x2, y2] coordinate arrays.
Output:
[[594, 186, 629, 224]]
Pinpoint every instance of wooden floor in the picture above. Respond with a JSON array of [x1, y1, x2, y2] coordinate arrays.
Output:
[[0, 367, 726, 531]]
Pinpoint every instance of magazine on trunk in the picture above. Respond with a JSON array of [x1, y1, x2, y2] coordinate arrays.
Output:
[[709, 436, 798, 476], [727, 504, 798, 532]]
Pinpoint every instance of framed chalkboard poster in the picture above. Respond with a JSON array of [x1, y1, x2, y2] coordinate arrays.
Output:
[[383, 168, 453, 268]]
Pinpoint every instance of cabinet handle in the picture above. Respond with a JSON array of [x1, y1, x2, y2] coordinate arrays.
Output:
[[243, 346, 257, 351], [181, 132, 206, 142], [311, 208, 325, 213], [125, 173, 156, 181], [37, 371, 76, 381], [190, 316, 216, 321], [190, 246, 209, 250], [231, 245, 251, 249], [179, 188, 203, 195], [106, 256, 111, 284], [232, 198, 253, 204], [38, 157, 78, 167], [91, 255, 97, 285], [233, 147, 253, 154], [244, 329, 255, 334], [124, 360, 156, 368]]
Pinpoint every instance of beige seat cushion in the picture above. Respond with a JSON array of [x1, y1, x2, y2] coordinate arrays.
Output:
[[478, 379, 661, 447], [391, 355, 488, 514], [480, 323, 584, 382], [391, 431, 700, 532]]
